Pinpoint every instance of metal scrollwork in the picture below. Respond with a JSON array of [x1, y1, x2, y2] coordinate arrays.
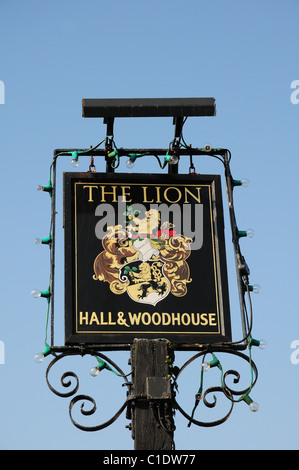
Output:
[[35, 145, 262, 438], [173, 348, 258, 428], [69, 395, 128, 432], [45, 348, 130, 432], [175, 386, 234, 428], [46, 352, 80, 398]]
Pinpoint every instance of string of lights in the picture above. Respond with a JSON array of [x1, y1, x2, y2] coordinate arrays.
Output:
[[31, 130, 266, 432]]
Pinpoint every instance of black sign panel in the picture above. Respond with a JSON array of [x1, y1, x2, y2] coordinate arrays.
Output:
[[64, 172, 231, 346]]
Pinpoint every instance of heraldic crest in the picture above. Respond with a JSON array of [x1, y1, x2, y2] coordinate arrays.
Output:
[[93, 207, 193, 306]]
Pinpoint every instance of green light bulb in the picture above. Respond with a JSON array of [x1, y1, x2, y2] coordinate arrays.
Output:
[[31, 289, 50, 298], [34, 237, 52, 245], [233, 178, 250, 187], [238, 229, 255, 238]]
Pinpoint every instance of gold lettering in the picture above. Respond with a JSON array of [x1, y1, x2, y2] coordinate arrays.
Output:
[[141, 312, 151, 325], [121, 186, 132, 202], [128, 312, 142, 325], [117, 311, 129, 327], [156, 187, 162, 203], [181, 313, 191, 326], [83, 185, 98, 202], [108, 311, 116, 325], [191, 313, 200, 325], [79, 311, 89, 325], [82, 183, 202, 205], [79, 310, 218, 328], [208, 313, 217, 326], [152, 312, 161, 325], [142, 186, 154, 203], [100, 311, 108, 325], [100, 185, 117, 202], [90, 312, 100, 325], [171, 312, 181, 325], [162, 312, 171, 325], [184, 187, 201, 203]]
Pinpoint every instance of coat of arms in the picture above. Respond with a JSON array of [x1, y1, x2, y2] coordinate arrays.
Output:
[[93, 208, 193, 306]]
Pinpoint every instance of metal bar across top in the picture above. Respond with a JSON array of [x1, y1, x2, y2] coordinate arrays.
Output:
[[53, 147, 227, 157], [82, 97, 216, 118]]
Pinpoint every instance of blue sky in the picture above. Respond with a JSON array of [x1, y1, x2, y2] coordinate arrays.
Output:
[[0, 0, 298, 450]]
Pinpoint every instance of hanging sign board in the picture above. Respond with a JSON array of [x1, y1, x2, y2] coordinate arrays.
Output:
[[64, 172, 231, 347]]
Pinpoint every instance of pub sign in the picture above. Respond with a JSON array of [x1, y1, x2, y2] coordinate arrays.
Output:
[[64, 172, 231, 346]]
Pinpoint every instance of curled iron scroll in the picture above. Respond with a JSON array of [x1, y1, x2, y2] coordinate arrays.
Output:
[[173, 348, 258, 428], [45, 350, 130, 432]]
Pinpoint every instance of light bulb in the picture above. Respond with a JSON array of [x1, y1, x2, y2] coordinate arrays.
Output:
[[36, 184, 52, 193], [249, 284, 261, 294], [246, 228, 255, 238], [34, 345, 51, 362], [126, 158, 135, 169], [249, 401, 260, 412], [31, 289, 50, 298], [164, 152, 179, 166], [71, 158, 79, 168], [70, 151, 80, 168], [34, 237, 51, 245], [238, 229, 255, 239], [258, 339, 267, 350], [204, 144, 212, 152], [31, 289, 42, 298], [168, 154, 179, 165], [243, 394, 259, 412], [241, 178, 250, 187], [250, 337, 267, 349], [233, 178, 250, 188], [34, 353, 45, 363], [90, 366, 100, 377], [201, 362, 210, 372]]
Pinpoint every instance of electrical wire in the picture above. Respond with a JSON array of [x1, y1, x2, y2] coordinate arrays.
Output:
[[41, 140, 256, 361]]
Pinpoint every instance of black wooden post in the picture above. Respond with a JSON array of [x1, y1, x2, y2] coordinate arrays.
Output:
[[129, 339, 175, 450]]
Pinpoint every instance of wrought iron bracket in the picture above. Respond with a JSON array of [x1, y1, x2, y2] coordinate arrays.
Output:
[[172, 346, 259, 428], [34, 106, 263, 438], [44, 347, 131, 432]]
